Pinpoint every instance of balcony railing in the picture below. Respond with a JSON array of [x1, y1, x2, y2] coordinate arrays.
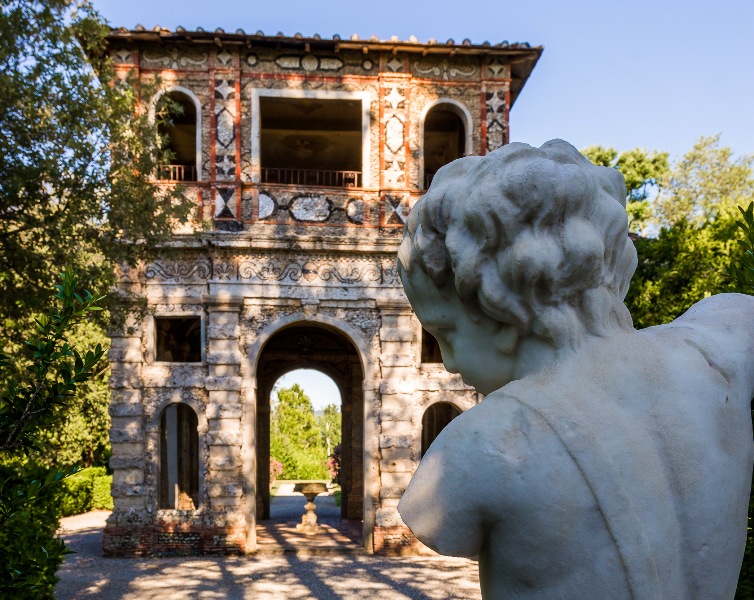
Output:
[[262, 167, 361, 188], [157, 164, 197, 182]]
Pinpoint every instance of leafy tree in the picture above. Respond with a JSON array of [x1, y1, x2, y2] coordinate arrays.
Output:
[[582, 145, 669, 234], [0, 269, 104, 598], [318, 403, 342, 457], [728, 202, 754, 294], [0, 0, 192, 343], [270, 384, 330, 480], [654, 135, 754, 228]]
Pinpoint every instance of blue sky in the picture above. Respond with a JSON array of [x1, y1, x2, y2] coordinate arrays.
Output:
[[94, 0, 754, 159]]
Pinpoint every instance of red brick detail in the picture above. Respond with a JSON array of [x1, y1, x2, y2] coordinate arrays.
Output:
[[103, 523, 246, 557], [372, 525, 423, 556]]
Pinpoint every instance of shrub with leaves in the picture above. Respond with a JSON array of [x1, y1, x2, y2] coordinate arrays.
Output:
[[728, 202, 754, 294], [0, 269, 105, 598]]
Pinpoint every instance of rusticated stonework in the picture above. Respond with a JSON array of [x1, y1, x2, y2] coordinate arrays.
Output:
[[104, 28, 541, 557]]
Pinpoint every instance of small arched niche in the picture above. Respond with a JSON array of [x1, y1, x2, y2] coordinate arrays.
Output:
[[157, 91, 198, 182], [159, 403, 200, 509], [423, 104, 466, 189], [421, 402, 462, 457]]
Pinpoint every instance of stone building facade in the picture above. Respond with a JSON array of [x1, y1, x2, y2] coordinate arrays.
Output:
[[102, 27, 541, 556]]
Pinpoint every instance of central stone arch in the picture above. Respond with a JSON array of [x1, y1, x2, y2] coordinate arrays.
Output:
[[254, 321, 365, 529]]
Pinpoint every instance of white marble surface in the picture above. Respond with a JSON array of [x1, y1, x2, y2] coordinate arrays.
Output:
[[398, 140, 754, 599]]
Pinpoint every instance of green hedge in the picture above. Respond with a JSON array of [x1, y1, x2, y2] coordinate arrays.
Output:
[[92, 475, 113, 510], [59, 467, 111, 516], [0, 462, 66, 599]]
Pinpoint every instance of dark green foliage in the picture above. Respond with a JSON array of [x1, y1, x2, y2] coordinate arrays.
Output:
[[626, 215, 738, 328], [0, 462, 69, 600], [0, 269, 105, 597], [58, 466, 108, 516], [270, 384, 338, 480], [92, 474, 113, 511], [728, 202, 754, 294], [0, 0, 192, 346]]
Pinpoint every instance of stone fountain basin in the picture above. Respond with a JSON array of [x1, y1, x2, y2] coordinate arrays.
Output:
[[293, 481, 329, 496]]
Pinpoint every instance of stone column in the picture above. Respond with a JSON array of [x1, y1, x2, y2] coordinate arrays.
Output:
[[374, 299, 419, 554], [104, 316, 149, 556], [204, 297, 246, 553]]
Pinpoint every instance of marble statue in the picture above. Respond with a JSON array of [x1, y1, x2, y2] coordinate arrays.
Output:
[[397, 139, 754, 599]]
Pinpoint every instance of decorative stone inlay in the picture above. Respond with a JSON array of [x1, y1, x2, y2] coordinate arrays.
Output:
[[289, 194, 333, 222], [385, 116, 405, 154], [215, 109, 235, 148], [381, 84, 408, 187], [214, 79, 237, 181], [383, 195, 409, 225], [215, 49, 234, 67], [258, 193, 277, 220], [486, 58, 510, 78], [113, 49, 133, 64], [144, 260, 212, 283], [141, 47, 208, 69], [244, 53, 258, 67], [274, 54, 344, 72], [386, 56, 403, 73], [238, 258, 399, 285], [346, 199, 365, 224], [485, 90, 507, 152], [413, 57, 478, 80], [215, 188, 236, 219]]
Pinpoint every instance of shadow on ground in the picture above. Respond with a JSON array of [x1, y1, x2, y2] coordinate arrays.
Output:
[[56, 504, 481, 600]]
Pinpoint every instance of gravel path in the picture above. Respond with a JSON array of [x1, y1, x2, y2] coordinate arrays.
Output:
[[56, 510, 481, 600]]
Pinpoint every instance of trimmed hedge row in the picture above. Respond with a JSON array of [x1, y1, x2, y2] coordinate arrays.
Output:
[[59, 467, 113, 516]]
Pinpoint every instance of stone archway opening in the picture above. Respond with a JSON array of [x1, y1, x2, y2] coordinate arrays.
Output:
[[256, 323, 364, 532]]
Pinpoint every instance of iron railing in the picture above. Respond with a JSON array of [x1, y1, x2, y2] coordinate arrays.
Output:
[[157, 164, 197, 182], [262, 167, 361, 188]]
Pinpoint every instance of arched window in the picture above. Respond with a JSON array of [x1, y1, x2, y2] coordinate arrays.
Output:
[[421, 402, 462, 457], [157, 91, 198, 182], [160, 403, 200, 509], [423, 105, 466, 189]]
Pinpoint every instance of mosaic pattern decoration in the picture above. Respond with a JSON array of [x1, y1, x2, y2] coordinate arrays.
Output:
[[383, 194, 410, 226], [412, 57, 479, 80], [486, 57, 511, 79], [141, 47, 208, 69], [256, 191, 371, 226], [485, 90, 507, 152], [214, 79, 237, 181], [381, 84, 407, 188]]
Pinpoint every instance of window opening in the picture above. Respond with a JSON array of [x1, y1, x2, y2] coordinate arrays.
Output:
[[157, 91, 197, 182], [160, 403, 200, 509], [423, 106, 465, 189], [421, 402, 462, 457], [421, 328, 443, 363], [155, 316, 201, 362], [260, 97, 362, 188]]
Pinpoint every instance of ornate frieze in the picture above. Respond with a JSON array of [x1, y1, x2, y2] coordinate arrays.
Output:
[[141, 47, 209, 69], [143, 254, 401, 286], [411, 56, 479, 80]]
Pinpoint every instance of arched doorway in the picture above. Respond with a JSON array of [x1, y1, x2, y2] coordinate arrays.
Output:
[[422, 103, 467, 189], [421, 402, 462, 457], [255, 323, 364, 527]]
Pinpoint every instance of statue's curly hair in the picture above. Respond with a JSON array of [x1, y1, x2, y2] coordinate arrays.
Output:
[[398, 139, 637, 347]]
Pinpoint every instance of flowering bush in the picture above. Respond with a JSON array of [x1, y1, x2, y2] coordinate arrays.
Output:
[[269, 457, 283, 486], [327, 444, 342, 485]]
